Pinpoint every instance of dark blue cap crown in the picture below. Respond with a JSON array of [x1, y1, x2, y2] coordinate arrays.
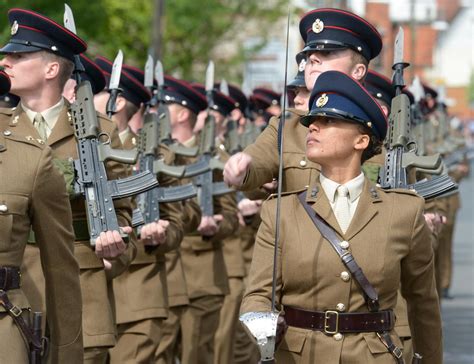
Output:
[[192, 83, 237, 116], [95, 56, 151, 107], [301, 70, 387, 140], [288, 52, 307, 89], [364, 70, 395, 108], [0, 8, 87, 61], [299, 8, 382, 61], [75, 54, 106, 95], [163, 76, 207, 115], [215, 82, 248, 114]]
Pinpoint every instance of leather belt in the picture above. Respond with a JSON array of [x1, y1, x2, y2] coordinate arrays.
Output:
[[284, 306, 395, 334], [0, 266, 21, 290]]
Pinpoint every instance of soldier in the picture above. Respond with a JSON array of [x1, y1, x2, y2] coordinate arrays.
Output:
[[0, 70, 83, 362], [287, 52, 311, 111], [93, 62, 186, 363], [241, 70, 442, 363], [154, 76, 205, 364], [0, 8, 135, 363], [224, 8, 382, 191]]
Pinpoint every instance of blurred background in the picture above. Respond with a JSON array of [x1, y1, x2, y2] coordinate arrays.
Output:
[[0, 0, 472, 125]]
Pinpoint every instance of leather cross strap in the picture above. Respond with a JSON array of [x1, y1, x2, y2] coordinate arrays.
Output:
[[284, 306, 394, 334], [0, 290, 42, 352], [298, 191, 379, 312]]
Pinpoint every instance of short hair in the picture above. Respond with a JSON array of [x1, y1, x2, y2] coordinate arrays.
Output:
[[350, 50, 369, 81], [40, 51, 74, 90], [124, 100, 139, 121], [358, 124, 383, 163]]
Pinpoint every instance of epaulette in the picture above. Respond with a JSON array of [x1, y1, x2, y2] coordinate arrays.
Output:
[[1, 129, 45, 150], [266, 187, 307, 201], [0, 106, 15, 116], [377, 186, 419, 197]]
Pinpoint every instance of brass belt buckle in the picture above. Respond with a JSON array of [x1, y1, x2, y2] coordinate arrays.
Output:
[[324, 310, 339, 334]]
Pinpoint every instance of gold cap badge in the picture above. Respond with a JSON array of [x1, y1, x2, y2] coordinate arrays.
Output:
[[316, 93, 328, 108], [298, 58, 307, 72], [11, 21, 18, 36], [312, 19, 324, 34]]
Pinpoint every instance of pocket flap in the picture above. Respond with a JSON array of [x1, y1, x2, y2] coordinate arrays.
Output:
[[363, 332, 403, 354], [0, 194, 28, 215]]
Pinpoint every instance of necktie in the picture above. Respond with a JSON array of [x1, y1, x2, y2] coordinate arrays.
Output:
[[334, 185, 351, 233], [33, 113, 48, 141]]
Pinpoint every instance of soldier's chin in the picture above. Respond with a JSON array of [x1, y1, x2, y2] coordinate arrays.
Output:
[[306, 149, 323, 164]]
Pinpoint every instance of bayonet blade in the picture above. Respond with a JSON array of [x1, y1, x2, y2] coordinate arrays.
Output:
[[394, 27, 404, 65], [64, 4, 77, 34], [220, 79, 229, 96], [144, 55, 154, 88], [155, 60, 164, 89], [109, 50, 123, 91], [205, 61, 215, 92]]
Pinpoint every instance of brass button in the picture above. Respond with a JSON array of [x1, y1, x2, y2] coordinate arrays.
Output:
[[12, 116, 19, 124], [37, 139, 45, 145], [299, 159, 307, 167], [3, 130, 11, 136], [336, 303, 346, 312], [339, 240, 350, 249], [333, 333, 343, 341], [0, 204, 8, 212], [340, 271, 350, 282]]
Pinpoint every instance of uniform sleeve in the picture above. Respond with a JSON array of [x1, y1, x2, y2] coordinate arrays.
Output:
[[211, 192, 239, 242], [240, 200, 282, 313], [182, 198, 201, 234], [400, 199, 443, 363], [103, 126, 136, 276], [31, 147, 83, 363], [149, 171, 184, 254], [241, 116, 280, 191]]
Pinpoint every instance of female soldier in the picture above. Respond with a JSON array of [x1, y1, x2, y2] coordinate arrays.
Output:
[[241, 71, 442, 363]]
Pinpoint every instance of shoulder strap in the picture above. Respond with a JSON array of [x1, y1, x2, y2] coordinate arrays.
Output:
[[298, 191, 380, 312]]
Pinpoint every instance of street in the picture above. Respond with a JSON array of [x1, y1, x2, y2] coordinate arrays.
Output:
[[443, 162, 474, 364]]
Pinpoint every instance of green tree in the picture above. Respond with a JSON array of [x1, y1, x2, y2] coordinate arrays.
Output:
[[0, 0, 287, 84]]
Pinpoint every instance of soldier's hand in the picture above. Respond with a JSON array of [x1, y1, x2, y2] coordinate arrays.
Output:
[[140, 220, 170, 246], [424, 213, 445, 235], [276, 314, 288, 348], [262, 179, 278, 193], [95, 226, 131, 261], [238, 198, 262, 217], [224, 152, 252, 187], [198, 215, 223, 237]]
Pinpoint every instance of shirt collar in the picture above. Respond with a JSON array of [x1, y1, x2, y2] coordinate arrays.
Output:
[[182, 135, 197, 148], [320, 172, 365, 203], [119, 127, 131, 145], [22, 97, 64, 128]]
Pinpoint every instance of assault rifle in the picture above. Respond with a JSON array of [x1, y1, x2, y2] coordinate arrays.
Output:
[[219, 80, 243, 155], [133, 56, 197, 229], [378, 28, 457, 199], [194, 62, 234, 218], [65, 5, 159, 245]]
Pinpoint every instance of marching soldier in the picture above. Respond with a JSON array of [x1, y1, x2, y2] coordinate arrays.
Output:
[[0, 8, 135, 363], [154, 76, 205, 364], [224, 8, 382, 191], [241, 70, 442, 363], [0, 71, 83, 362]]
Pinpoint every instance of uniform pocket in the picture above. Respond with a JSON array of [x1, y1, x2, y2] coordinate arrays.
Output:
[[279, 326, 308, 354], [363, 332, 403, 354], [0, 194, 28, 252]]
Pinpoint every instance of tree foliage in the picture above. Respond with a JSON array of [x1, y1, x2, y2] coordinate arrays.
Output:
[[0, 0, 286, 84]]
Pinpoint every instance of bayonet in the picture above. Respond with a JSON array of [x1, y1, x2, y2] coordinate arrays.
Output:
[[220, 79, 229, 96], [64, 4, 77, 35], [106, 50, 123, 118], [144, 55, 154, 90]]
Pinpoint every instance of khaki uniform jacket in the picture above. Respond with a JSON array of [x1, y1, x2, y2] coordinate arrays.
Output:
[[176, 139, 239, 299], [0, 127, 83, 362], [218, 144, 246, 279], [2, 103, 134, 348], [241, 178, 442, 363], [242, 109, 320, 192], [113, 130, 185, 323]]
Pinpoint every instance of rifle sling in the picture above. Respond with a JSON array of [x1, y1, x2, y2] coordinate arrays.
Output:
[[297, 191, 404, 364]]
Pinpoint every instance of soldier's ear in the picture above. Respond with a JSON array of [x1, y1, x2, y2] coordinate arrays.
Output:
[[354, 132, 370, 151], [351, 63, 367, 81], [44, 60, 60, 81], [115, 96, 127, 113], [177, 107, 191, 124]]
